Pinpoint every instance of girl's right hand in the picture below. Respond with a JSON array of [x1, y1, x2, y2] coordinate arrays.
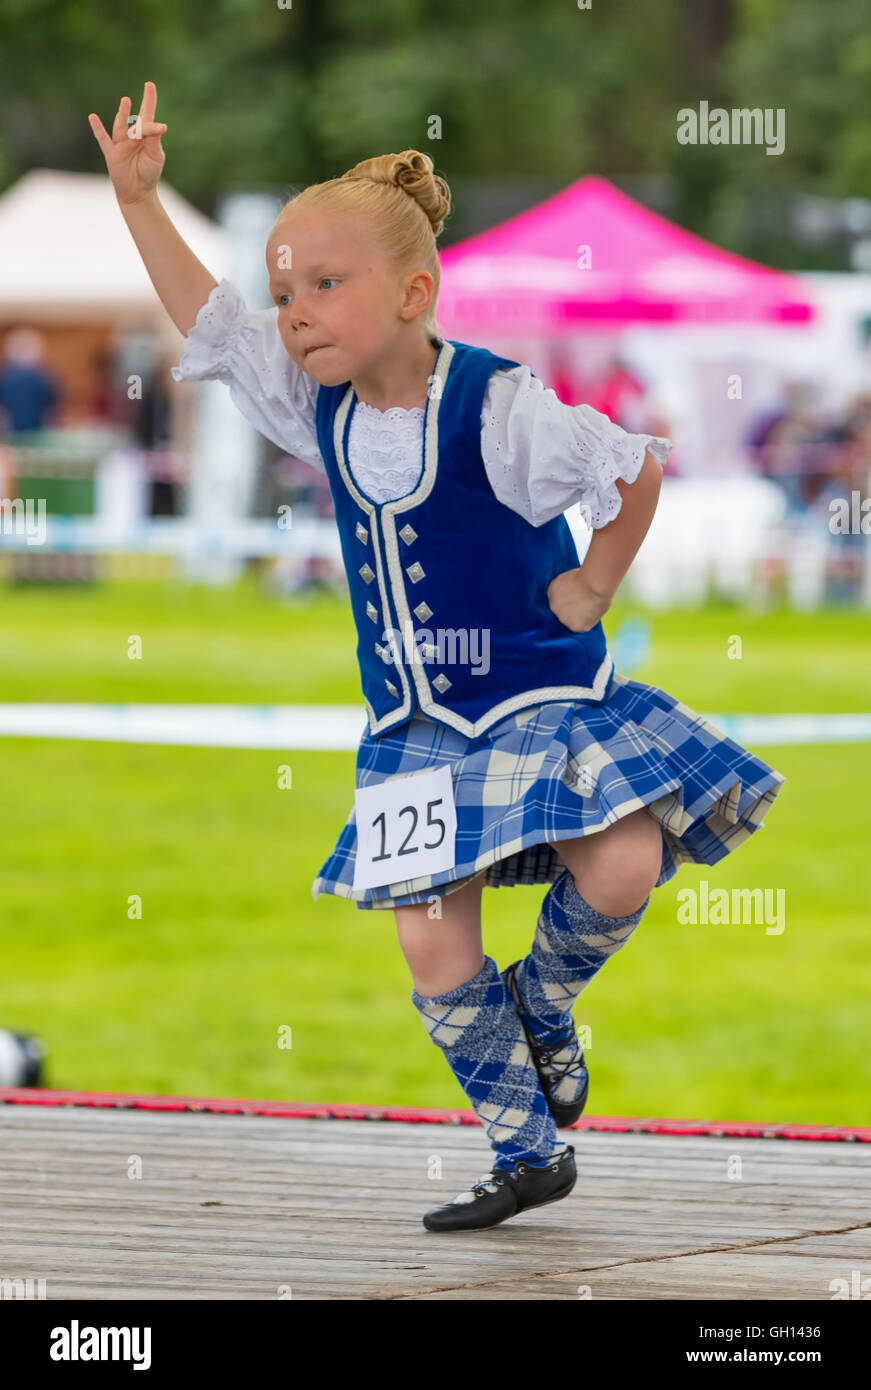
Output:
[[88, 81, 168, 207]]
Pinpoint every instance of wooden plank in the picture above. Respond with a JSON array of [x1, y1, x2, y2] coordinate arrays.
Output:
[[0, 1107, 868, 1299]]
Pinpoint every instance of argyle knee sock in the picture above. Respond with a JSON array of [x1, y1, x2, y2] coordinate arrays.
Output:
[[512, 868, 651, 1106], [411, 954, 567, 1171]]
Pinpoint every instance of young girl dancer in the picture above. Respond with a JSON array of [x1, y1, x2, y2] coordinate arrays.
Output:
[[90, 84, 786, 1234]]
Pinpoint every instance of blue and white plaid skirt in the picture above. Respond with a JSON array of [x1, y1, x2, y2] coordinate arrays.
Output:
[[311, 668, 786, 912]]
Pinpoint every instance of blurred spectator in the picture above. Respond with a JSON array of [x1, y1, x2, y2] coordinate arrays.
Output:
[[747, 380, 871, 604], [267, 550, 345, 599], [834, 391, 871, 493], [547, 343, 587, 406], [586, 353, 647, 431], [746, 380, 831, 514], [811, 390, 871, 602], [88, 347, 125, 425], [0, 417, 13, 497], [0, 327, 60, 434], [269, 451, 333, 520], [130, 354, 186, 516]]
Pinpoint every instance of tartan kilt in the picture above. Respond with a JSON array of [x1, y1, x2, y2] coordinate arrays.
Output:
[[311, 668, 786, 912]]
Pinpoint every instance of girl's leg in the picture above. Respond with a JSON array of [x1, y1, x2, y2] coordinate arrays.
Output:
[[509, 808, 662, 1105], [551, 805, 663, 919], [399, 873, 565, 1170], [395, 870, 487, 999]]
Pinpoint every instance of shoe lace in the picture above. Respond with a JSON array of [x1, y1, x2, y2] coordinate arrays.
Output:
[[505, 964, 586, 1085], [531, 1023, 587, 1083], [470, 1168, 506, 1195]]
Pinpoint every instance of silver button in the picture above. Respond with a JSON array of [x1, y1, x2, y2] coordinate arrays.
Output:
[[385, 679, 399, 696], [406, 561, 425, 583], [366, 601, 378, 622], [399, 523, 417, 544], [358, 563, 375, 583], [414, 601, 433, 622], [355, 521, 368, 544], [375, 642, 392, 664], [433, 673, 452, 693]]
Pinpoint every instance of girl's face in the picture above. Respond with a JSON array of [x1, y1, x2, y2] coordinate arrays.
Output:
[[265, 208, 431, 385]]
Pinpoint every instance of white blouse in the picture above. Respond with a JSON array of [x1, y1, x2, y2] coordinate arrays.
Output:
[[171, 278, 673, 529]]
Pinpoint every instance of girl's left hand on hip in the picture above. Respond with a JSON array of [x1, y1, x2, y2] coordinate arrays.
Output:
[[547, 568, 613, 633]]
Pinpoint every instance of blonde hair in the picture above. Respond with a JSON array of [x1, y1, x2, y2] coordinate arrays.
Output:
[[277, 150, 451, 343]]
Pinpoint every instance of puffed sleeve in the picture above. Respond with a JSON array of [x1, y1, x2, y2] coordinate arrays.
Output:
[[170, 278, 325, 471], [480, 364, 672, 529]]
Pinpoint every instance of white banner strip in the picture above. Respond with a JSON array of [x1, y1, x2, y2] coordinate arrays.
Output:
[[0, 704, 367, 750], [0, 516, 342, 558], [701, 712, 871, 746], [0, 706, 869, 750]]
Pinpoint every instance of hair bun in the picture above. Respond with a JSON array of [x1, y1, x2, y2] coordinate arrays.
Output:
[[343, 150, 451, 238], [393, 152, 451, 237]]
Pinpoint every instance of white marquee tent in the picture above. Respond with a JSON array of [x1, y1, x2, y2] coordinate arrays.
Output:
[[0, 168, 231, 338]]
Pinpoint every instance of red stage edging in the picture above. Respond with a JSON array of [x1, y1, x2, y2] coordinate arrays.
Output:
[[0, 1086, 868, 1142]]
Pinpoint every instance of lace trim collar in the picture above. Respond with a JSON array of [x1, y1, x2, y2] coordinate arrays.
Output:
[[354, 399, 425, 419]]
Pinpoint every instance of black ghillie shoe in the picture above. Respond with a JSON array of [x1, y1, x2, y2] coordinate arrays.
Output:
[[502, 960, 589, 1129], [422, 1144, 577, 1232]]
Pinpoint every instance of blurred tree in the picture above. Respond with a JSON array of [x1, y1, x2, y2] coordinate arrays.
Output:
[[672, 0, 735, 233], [0, 0, 867, 268]]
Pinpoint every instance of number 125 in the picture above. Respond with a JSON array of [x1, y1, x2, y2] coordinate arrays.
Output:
[[370, 798, 447, 861]]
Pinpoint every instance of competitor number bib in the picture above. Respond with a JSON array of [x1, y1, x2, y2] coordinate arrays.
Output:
[[352, 763, 457, 891]]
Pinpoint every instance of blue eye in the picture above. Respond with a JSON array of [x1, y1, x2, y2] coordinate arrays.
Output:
[[277, 278, 335, 306]]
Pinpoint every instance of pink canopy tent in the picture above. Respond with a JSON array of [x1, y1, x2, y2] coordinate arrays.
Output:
[[438, 175, 816, 334]]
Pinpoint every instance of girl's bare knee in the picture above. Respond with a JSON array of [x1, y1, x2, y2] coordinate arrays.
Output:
[[550, 809, 661, 917]]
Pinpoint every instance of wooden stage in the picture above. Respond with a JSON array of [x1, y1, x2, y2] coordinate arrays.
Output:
[[1, 1095, 869, 1300]]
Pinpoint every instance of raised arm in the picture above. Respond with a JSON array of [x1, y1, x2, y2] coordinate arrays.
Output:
[[88, 81, 217, 337]]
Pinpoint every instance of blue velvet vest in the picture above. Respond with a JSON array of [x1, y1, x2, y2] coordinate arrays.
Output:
[[314, 338, 613, 739]]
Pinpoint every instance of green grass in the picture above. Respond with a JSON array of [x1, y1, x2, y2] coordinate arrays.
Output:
[[0, 572, 361, 704], [0, 575, 868, 1124], [3, 572, 870, 710]]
